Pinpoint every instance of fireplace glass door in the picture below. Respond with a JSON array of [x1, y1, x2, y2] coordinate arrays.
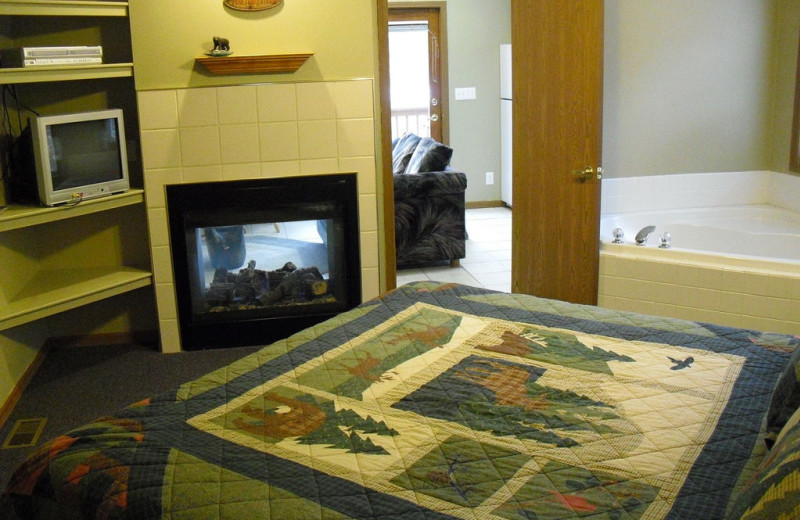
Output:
[[167, 174, 361, 350]]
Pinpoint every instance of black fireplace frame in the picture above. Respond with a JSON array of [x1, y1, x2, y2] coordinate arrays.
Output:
[[166, 174, 361, 350]]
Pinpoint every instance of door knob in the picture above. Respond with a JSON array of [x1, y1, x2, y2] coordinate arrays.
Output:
[[572, 166, 593, 181], [571, 166, 602, 181]]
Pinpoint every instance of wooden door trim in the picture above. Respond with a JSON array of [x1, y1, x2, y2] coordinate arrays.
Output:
[[378, 0, 396, 291], [790, 31, 800, 173], [387, 2, 449, 143]]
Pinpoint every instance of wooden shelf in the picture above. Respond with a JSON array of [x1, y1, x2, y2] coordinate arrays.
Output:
[[0, 189, 144, 232], [0, 266, 151, 331], [0, 0, 127, 17], [196, 53, 313, 75], [0, 63, 133, 85]]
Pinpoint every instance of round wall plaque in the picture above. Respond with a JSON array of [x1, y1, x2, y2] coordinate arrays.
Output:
[[223, 0, 282, 11]]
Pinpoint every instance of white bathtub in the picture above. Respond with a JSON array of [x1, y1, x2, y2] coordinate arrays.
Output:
[[601, 204, 800, 264], [598, 204, 800, 335]]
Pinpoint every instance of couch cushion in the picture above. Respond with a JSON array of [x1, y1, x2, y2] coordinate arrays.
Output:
[[392, 132, 422, 174], [405, 137, 453, 174], [724, 404, 800, 519], [393, 170, 467, 200]]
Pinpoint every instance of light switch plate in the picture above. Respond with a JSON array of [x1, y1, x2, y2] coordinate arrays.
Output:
[[454, 87, 476, 100]]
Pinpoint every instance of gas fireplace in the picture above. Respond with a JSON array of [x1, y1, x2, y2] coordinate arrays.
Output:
[[167, 174, 361, 350]]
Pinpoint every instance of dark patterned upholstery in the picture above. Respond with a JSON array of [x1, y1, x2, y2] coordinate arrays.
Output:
[[405, 137, 453, 174], [392, 133, 466, 267], [391, 133, 421, 174]]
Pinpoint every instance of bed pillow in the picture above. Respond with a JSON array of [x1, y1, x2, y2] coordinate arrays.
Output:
[[392, 132, 422, 174], [405, 137, 453, 174], [766, 346, 800, 434], [725, 404, 800, 520]]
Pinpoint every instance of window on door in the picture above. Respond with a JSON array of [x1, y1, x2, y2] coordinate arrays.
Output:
[[388, 6, 446, 143], [389, 22, 431, 139]]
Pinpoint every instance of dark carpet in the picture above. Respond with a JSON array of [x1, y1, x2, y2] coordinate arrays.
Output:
[[0, 342, 261, 497]]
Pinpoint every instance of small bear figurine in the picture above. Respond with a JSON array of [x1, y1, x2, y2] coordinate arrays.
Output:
[[212, 36, 230, 53]]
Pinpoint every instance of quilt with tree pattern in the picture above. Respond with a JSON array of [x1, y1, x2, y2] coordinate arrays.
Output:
[[4, 282, 797, 520]]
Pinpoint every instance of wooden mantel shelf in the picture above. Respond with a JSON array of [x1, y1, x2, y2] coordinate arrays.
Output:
[[196, 53, 313, 75]]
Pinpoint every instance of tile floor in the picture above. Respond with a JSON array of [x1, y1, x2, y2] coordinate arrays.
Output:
[[396, 206, 512, 292]]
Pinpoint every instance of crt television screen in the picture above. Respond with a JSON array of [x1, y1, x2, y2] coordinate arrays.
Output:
[[46, 118, 123, 190]]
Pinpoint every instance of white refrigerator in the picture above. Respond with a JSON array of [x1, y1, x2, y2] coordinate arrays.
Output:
[[500, 44, 512, 206]]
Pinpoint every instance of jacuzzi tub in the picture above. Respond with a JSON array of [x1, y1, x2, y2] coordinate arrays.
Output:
[[598, 204, 800, 335], [601, 204, 800, 263]]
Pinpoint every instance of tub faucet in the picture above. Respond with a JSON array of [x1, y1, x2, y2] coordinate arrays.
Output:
[[635, 225, 656, 245]]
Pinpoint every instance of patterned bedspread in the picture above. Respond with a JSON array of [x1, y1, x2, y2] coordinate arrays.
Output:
[[4, 282, 797, 520]]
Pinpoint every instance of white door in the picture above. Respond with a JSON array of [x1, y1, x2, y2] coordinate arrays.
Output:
[[500, 44, 512, 206], [501, 98, 513, 206]]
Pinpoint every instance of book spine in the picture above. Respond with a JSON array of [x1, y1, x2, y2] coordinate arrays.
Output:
[[22, 57, 103, 66]]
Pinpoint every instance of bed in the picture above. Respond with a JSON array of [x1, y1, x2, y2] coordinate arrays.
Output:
[[3, 281, 800, 519]]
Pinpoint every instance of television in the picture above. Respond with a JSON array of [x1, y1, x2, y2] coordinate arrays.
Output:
[[28, 109, 129, 206]]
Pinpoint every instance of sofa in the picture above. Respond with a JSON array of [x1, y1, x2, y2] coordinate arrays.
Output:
[[392, 132, 467, 267]]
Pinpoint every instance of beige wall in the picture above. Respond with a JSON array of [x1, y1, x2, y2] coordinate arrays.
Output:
[[129, 1, 377, 89], [445, 0, 511, 203], [603, 0, 799, 178]]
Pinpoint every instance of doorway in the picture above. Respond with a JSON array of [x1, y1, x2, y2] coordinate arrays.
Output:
[[379, 2, 603, 302], [388, 4, 448, 143]]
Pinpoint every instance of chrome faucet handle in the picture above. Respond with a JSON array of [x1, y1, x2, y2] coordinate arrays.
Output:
[[612, 228, 624, 244], [635, 225, 656, 245], [659, 231, 672, 249]]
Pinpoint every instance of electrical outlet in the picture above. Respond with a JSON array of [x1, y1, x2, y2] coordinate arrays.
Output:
[[485, 171, 495, 185]]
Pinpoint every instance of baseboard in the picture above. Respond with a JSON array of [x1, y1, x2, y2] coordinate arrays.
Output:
[[0, 329, 159, 429], [466, 200, 509, 209]]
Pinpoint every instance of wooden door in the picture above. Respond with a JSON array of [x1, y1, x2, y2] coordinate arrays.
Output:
[[388, 5, 448, 143], [510, 0, 604, 305]]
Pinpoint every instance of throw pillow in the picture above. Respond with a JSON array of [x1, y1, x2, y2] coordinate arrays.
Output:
[[392, 132, 422, 174], [725, 404, 800, 519], [405, 137, 453, 174]]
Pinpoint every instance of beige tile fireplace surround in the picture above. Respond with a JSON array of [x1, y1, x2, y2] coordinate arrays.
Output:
[[138, 79, 380, 353]]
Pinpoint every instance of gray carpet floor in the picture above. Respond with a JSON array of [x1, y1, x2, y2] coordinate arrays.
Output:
[[0, 342, 261, 500]]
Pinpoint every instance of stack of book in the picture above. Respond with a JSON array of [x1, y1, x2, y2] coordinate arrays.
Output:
[[0, 46, 103, 68]]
